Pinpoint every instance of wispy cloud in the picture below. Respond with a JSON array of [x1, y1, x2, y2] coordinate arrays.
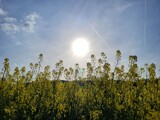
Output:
[[113, 0, 134, 13], [0, 8, 7, 16], [0, 23, 19, 33], [3, 17, 17, 22], [0, 7, 19, 34], [115, 3, 133, 13], [22, 12, 40, 33], [0, 9, 40, 34]]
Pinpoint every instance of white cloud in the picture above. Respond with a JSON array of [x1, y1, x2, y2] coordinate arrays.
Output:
[[0, 10, 40, 34], [0, 23, 19, 33], [3, 17, 17, 22], [0, 8, 7, 16], [0, 8, 19, 34], [22, 12, 40, 33]]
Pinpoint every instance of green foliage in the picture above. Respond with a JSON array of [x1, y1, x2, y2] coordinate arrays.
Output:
[[0, 52, 160, 119]]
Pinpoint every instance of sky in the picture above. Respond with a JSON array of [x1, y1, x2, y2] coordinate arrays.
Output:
[[0, 0, 160, 75]]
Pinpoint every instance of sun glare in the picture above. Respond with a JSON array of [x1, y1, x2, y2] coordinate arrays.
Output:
[[72, 38, 89, 57]]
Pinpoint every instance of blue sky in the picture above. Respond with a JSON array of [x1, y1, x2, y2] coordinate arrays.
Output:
[[0, 0, 160, 75]]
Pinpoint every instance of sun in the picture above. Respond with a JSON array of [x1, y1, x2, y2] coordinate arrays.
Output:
[[72, 38, 89, 57]]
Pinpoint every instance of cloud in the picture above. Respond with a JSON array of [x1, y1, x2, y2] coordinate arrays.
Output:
[[3, 17, 17, 22], [0, 8, 7, 16], [116, 3, 133, 13], [0, 9, 40, 34], [22, 12, 40, 33], [0, 23, 19, 33], [114, 0, 134, 13], [0, 8, 18, 34]]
